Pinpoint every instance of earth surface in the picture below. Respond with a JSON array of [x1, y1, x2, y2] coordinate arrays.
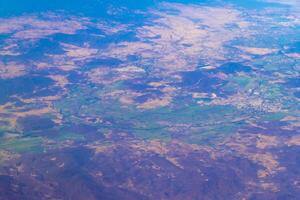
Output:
[[1, 0, 300, 199]]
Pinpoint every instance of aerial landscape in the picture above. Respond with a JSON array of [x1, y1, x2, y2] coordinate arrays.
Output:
[[0, 0, 300, 199]]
